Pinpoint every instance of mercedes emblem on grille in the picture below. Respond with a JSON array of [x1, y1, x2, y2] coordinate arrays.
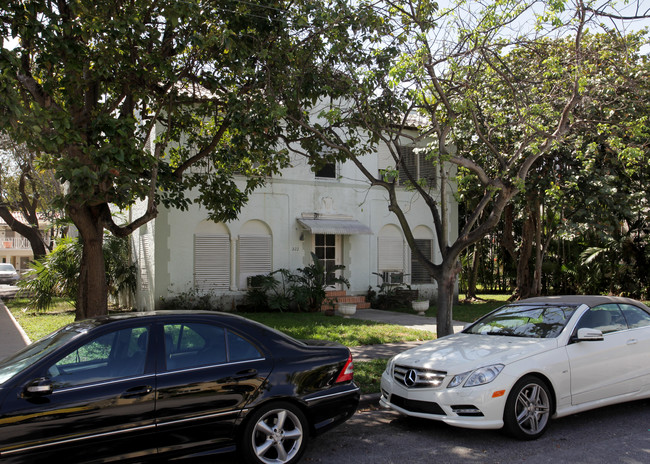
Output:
[[404, 369, 418, 387]]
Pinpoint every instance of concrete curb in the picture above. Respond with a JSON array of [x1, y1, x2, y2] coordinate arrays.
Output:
[[3, 301, 31, 345], [0, 298, 31, 361]]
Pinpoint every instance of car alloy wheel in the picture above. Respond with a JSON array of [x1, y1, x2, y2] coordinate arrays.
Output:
[[242, 401, 308, 464], [504, 375, 552, 440]]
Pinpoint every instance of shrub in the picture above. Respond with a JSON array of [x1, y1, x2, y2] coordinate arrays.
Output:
[[18, 234, 137, 312], [158, 286, 220, 311], [244, 253, 349, 312]]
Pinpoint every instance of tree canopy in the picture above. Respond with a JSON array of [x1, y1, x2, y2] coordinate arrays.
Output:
[[2, 0, 647, 325], [0, 0, 384, 319], [275, 0, 650, 335]]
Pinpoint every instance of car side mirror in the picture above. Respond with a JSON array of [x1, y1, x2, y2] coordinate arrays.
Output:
[[24, 378, 54, 397], [574, 328, 604, 342]]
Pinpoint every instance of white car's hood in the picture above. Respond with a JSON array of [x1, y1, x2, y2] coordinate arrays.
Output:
[[393, 333, 558, 374]]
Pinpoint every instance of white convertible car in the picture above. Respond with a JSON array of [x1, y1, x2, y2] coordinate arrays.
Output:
[[380, 295, 650, 439]]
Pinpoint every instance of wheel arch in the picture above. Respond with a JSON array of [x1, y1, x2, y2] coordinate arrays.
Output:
[[514, 372, 558, 416], [238, 397, 315, 439]]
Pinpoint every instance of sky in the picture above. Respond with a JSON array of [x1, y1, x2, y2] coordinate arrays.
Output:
[[1, 2, 648, 55]]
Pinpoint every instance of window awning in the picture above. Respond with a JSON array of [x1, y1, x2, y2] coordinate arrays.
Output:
[[297, 218, 373, 235]]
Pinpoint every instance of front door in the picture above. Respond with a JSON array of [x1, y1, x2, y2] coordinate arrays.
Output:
[[567, 305, 640, 405], [0, 324, 156, 463], [313, 234, 342, 289]]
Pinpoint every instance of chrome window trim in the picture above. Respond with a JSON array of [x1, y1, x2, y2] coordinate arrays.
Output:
[[158, 357, 266, 376], [51, 373, 154, 394]]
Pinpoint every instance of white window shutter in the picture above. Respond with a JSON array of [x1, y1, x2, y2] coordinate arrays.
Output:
[[378, 236, 405, 271], [139, 234, 152, 291], [411, 239, 434, 284], [194, 234, 230, 290], [238, 235, 272, 288]]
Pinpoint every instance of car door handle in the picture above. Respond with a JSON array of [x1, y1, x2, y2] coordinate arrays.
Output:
[[121, 385, 153, 398], [627, 339, 638, 345], [230, 369, 258, 380]]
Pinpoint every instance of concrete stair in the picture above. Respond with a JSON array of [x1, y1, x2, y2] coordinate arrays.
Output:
[[322, 290, 371, 311]]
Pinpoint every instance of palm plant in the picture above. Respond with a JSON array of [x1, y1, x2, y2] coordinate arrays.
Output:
[[19, 234, 136, 312]]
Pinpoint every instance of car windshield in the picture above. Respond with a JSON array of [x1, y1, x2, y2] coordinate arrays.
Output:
[[0, 323, 91, 385], [0, 263, 16, 272], [464, 304, 579, 338]]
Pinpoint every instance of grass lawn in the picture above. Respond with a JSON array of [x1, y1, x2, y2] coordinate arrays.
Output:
[[7, 298, 76, 341], [242, 312, 434, 346], [354, 359, 387, 395], [5, 299, 437, 346], [5, 294, 509, 343], [374, 293, 509, 323]]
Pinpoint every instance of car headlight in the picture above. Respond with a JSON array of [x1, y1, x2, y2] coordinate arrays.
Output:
[[385, 357, 395, 376], [448, 364, 504, 388]]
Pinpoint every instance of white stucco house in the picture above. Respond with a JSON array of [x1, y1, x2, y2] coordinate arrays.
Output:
[[130, 135, 458, 312]]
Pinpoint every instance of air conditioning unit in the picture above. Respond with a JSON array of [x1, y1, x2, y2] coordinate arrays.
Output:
[[243, 274, 266, 289], [382, 271, 404, 284]]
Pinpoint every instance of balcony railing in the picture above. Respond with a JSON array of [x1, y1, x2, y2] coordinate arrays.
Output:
[[1, 237, 31, 250]]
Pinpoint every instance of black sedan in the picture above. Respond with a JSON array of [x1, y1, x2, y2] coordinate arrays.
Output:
[[0, 311, 359, 463]]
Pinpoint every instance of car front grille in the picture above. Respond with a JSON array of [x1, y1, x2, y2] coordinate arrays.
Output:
[[390, 394, 445, 415], [393, 365, 446, 388]]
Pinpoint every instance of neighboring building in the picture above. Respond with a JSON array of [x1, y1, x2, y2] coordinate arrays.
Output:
[[0, 215, 52, 272], [131, 135, 458, 311]]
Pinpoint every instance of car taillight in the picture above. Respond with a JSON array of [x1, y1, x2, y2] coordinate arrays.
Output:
[[335, 354, 354, 383]]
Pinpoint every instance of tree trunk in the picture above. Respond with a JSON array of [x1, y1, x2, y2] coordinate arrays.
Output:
[[516, 207, 535, 299], [436, 260, 459, 337], [465, 242, 481, 300], [531, 199, 543, 297], [68, 204, 108, 320]]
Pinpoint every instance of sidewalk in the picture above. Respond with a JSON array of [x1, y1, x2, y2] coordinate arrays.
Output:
[[0, 295, 30, 361]]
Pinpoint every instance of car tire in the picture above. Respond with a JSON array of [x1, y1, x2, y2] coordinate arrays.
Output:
[[240, 401, 309, 464], [503, 375, 552, 440]]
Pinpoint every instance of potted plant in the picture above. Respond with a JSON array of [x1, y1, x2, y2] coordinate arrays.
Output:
[[337, 302, 357, 318], [411, 299, 429, 316]]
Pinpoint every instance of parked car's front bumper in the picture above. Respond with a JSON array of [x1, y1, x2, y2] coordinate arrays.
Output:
[[380, 369, 508, 430], [0, 276, 19, 285]]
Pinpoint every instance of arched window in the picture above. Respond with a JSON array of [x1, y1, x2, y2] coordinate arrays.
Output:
[[194, 221, 230, 290], [238, 220, 272, 289]]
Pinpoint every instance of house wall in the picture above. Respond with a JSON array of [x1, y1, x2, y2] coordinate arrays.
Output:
[[131, 144, 458, 311]]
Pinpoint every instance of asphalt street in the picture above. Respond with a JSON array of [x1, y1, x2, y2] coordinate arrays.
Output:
[[300, 402, 650, 464], [205, 400, 650, 464]]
